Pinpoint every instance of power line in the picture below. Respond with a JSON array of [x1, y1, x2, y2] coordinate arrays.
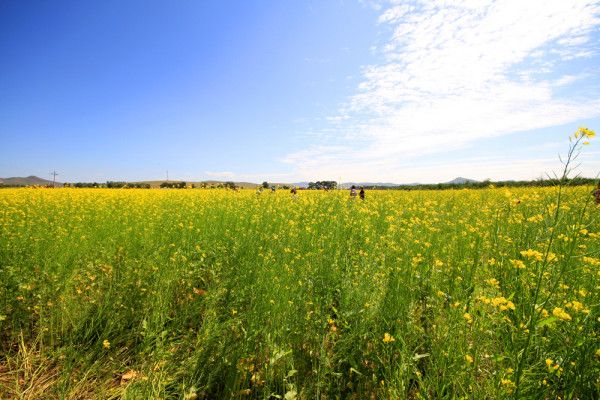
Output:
[[51, 171, 58, 188]]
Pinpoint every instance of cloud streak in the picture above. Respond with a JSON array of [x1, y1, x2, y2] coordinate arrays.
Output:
[[284, 0, 600, 182]]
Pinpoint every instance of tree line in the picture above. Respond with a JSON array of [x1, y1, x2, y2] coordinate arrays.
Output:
[[307, 181, 338, 190], [2, 177, 597, 190], [364, 177, 599, 190]]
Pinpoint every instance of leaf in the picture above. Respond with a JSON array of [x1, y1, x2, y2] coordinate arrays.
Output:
[[286, 369, 297, 378], [270, 349, 291, 365], [284, 389, 297, 400], [537, 316, 557, 327], [412, 353, 430, 361]]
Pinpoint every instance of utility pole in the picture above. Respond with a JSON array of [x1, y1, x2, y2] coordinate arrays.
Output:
[[51, 171, 58, 188], [166, 170, 169, 182]]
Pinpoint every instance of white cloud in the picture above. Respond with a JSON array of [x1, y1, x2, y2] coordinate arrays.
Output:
[[284, 0, 600, 182]]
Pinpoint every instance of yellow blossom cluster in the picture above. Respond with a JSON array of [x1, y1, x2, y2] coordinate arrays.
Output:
[[552, 307, 571, 321]]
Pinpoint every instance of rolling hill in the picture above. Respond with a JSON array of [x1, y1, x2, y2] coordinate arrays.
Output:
[[0, 175, 62, 187]]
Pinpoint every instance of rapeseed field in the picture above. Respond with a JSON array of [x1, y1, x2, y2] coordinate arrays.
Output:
[[0, 186, 598, 399]]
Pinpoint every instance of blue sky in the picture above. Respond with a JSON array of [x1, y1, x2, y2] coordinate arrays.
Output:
[[1, 0, 599, 184]]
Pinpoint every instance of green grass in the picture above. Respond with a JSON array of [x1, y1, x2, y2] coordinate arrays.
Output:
[[0, 186, 599, 399]]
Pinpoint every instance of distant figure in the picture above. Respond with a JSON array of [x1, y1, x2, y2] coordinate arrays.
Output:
[[359, 187, 365, 200], [350, 185, 357, 198], [290, 187, 297, 196], [271, 186, 276, 193], [593, 183, 600, 204]]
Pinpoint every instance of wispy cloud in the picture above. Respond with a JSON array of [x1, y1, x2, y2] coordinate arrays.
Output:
[[284, 0, 600, 181]]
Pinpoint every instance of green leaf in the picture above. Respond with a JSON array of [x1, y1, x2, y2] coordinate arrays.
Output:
[[537, 316, 557, 327], [284, 389, 297, 400], [286, 369, 297, 378]]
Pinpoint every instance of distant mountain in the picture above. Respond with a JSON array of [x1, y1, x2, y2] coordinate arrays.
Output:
[[446, 177, 478, 185], [291, 182, 310, 189], [0, 175, 62, 187], [339, 182, 400, 189], [338, 178, 478, 188]]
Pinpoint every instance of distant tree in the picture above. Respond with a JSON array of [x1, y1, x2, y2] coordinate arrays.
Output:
[[262, 181, 269, 189], [106, 181, 127, 188], [308, 181, 337, 190]]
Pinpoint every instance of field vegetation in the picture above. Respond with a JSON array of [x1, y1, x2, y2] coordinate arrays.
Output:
[[1, 131, 599, 399]]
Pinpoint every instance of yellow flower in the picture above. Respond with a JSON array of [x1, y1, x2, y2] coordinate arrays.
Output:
[[491, 296, 515, 311], [383, 332, 395, 343], [596, 349, 600, 357], [565, 300, 584, 312], [576, 127, 595, 138], [545, 358, 560, 372], [519, 249, 543, 261], [465, 354, 473, 364], [463, 313, 473, 324], [103, 339, 111, 349], [552, 307, 571, 321], [486, 278, 500, 288], [501, 378, 515, 392]]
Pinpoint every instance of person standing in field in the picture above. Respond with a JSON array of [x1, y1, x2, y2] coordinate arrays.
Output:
[[593, 183, 600, 204], [359, 187, 365, 200], [350, 185, 357, 198]]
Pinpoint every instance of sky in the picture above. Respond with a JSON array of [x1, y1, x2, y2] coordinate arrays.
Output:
[[1, 0, 599, 184]]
